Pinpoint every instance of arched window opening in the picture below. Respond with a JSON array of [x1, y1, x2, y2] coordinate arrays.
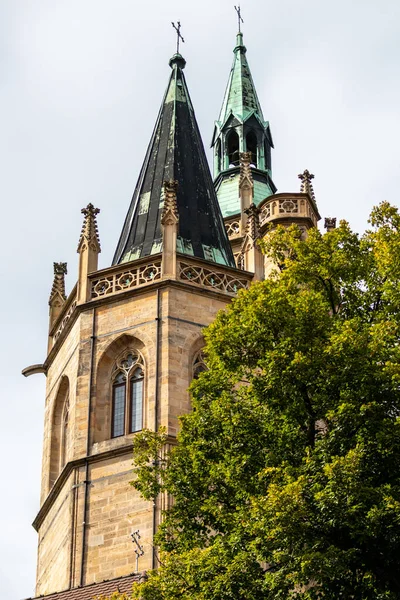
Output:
[[246, 131, 258, 167], [111, 352, 144, 438], [112, 372, 126, 437], [227, 130, 239, 167], [49, 376, 70, 489], [264, 140, 271, 170], [214, 139, 222, 175], [193, 350, 207, 379], [60, 396, 70, 470], [130, 367, 144, 433]]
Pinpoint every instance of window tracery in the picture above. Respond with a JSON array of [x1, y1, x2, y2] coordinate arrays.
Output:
[[111, 351, 145, 438], [193, 350, 207, 379]]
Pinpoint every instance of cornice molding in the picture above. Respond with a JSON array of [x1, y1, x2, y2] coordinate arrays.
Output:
[[33, 435, 178, 531]]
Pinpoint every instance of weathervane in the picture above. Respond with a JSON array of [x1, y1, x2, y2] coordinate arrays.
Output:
[[234, 5, 244, 33], [171, 21, 185, 54]]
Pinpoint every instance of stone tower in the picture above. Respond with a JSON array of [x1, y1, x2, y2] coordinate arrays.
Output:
[[23, 51, 253, 599], [23, 34, 323, 600]]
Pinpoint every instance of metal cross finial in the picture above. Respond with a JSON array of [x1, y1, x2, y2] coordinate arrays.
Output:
[[171, 21, 185, 54], [234, 5, 244, 33]]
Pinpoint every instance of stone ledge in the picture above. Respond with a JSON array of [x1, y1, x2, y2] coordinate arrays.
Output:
[[33, 435, 177, 532]]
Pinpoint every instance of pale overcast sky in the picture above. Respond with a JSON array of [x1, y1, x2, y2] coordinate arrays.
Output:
[[1, 1, 400, 598]]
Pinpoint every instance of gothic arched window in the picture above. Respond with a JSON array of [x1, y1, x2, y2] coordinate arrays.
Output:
[[264, 140, 271, 170], [214, 139, 222, 175], [60, 396, 70, 470], [192, 350, 207, 379], [111, 352, 145, 438], [49, 376, 70, 488], [246, 131, 258, 167], [227, 130, 240, 167]]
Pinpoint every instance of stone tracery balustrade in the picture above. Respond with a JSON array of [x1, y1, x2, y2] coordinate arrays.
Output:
[[49, 253, 249, 351], [53, 297, 77, 343], [178, 258, 251, 295], [279, 198, 298, 214], [259, 194, 318, 228], [225, 219, 241, 239], [90, 258, 162, 299]]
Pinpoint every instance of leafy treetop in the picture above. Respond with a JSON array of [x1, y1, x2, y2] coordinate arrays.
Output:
[[113, 202, 400, 599]]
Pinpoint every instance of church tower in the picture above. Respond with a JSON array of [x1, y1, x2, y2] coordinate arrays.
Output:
[[212, 30, 321, 277], [23, 48, 253, 599], [23, 24, 324, 600], [211, 31, 277, 219]]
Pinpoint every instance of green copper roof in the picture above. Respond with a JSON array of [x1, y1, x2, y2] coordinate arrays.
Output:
[[218, 32, 265, 126], [216, 170, 274, 218]]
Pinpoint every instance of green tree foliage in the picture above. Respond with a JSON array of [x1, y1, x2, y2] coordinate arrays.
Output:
[[126, 203, 400, 598]]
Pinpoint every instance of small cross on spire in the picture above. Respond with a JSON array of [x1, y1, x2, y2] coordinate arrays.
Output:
[[171, 21, 185, 54], [234, 5, 244, 33]]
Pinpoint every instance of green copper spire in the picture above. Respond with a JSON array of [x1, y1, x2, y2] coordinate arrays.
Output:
[[218, 32, 264, 126], [212, 32, 276, 218]]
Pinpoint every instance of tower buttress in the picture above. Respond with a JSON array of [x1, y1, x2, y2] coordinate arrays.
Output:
[[239, 151, 254, 233], [238, 153, 263, 279], [161, 180, 179, 278]]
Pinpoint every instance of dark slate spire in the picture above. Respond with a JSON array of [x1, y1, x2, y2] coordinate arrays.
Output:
[[113, 53, 235, 267]]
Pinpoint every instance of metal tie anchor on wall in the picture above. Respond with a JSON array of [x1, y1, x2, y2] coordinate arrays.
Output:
[[131, 530, 145, 573]]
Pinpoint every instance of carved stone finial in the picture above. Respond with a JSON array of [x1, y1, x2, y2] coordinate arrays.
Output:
[[239, 152, 254, 190], [324, 217, 337, 231], [161, 180, 179, 225], [237, 202, 262, 275], [298, 169, 315, 201], [77, 203, 101, 253], [244, 203, 261, 244], [49, 262, 67, 305]]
